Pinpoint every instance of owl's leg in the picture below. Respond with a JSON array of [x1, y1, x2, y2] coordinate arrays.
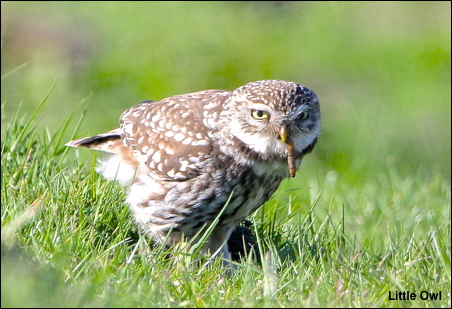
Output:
[[203, 226, 235, 267]]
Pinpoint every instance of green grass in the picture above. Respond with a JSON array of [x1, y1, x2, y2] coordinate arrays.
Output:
[[1, 99, 450, 307]]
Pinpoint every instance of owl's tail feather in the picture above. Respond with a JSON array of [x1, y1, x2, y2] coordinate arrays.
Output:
[[65, 128, 122, 154]]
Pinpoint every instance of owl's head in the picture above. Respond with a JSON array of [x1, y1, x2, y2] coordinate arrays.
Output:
[[221, 80, 320, 176]]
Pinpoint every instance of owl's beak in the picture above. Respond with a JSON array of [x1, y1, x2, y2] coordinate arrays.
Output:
[[279, 125, 288, 143], [279, 125, 297, 178]]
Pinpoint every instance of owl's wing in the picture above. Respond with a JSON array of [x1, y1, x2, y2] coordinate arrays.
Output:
[[120, 91, 228, 181]]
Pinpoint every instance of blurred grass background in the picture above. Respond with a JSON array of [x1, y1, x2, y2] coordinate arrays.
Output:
[[1, 1, 450, 306]]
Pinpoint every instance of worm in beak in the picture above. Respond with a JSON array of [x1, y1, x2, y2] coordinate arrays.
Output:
[[279, 126, 296, 178]]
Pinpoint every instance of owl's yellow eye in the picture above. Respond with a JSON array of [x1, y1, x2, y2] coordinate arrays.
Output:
[[251, 110, 269, 120], [299, 111, 309, 120]]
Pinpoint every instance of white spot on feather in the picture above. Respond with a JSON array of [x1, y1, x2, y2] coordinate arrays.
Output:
[[179, 160, 189, 172], [123, 123, 134, 136], [152, 151, 161, 163], [182, 137, 194, 145], [173, 133, 186, 142], [152, 114, 160, 122], [192, 139, 209, 146], [164, 131, 175, 138]]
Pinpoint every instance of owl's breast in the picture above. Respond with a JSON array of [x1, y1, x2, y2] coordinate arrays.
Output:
[[158, 162, 284, 237], [218, 168, 284, 226], [250, 159, 294, 178]]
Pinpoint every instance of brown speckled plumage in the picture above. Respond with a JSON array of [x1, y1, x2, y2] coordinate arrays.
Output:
[[66, 79, 320, 262]]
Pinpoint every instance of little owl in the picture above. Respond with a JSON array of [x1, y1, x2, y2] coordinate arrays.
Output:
[[66, 79, 320, 263]]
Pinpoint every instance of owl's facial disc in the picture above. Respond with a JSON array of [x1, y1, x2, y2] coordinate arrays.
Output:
[[279, 125, 297, 178]]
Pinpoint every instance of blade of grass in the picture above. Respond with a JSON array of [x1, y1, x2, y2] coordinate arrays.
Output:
[[11, 78, 57, 152], [51, 96, 91, 157], [1, 62, 30, 80]]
